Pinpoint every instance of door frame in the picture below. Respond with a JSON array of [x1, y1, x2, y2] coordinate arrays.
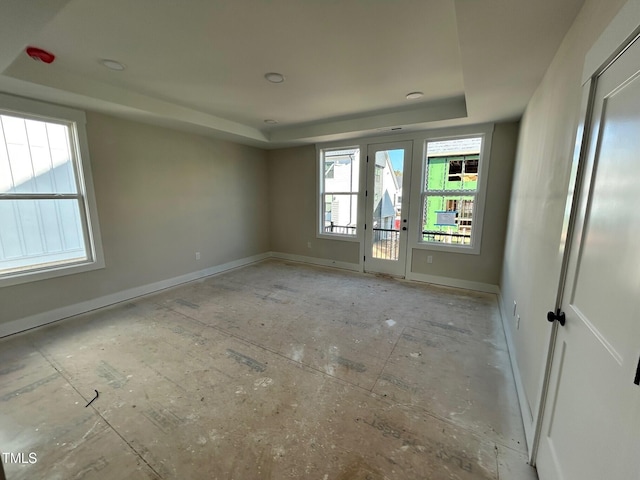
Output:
[[531, 5, 640, 464]]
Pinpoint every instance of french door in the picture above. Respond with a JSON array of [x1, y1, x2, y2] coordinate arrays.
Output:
[[363, 141, 412, 276]]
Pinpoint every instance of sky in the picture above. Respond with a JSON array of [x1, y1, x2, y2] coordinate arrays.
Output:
[[388, 149, 404, 172]]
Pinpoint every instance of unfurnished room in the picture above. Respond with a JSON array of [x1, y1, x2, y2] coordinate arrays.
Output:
[[1, 1, 639, 479]]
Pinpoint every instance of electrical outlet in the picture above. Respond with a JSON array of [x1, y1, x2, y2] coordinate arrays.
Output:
[[307, 241, 312, 249], [513, 301, 517, 316], [427, 255, 433, 264], [517, 315, 521, 330], [195, 252, 201, 260]]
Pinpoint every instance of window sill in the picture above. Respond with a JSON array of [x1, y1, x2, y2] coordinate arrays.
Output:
[[316, 232, 361, 242], [413, 241, 480, 255], [0, 258, 105, 288]]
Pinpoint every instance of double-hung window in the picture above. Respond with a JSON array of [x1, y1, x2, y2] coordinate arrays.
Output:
[[420, 135, 487, 252], [318, 147, 360, 237], [0, 94, 103, 286]]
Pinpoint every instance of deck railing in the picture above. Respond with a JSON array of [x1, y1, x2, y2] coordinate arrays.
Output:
[[323, 225, 472, 258], [421, 230, 471, 245], [372, 228, 399, 260], [324, 223, 357, 235]]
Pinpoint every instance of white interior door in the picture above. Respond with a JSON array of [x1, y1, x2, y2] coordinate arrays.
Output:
[[535, 37, 640, 480], [364, 141, 412, 276]]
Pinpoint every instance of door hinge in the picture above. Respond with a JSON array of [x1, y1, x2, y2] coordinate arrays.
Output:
[[363, 255, 366, 262], [634, 356, 640, 385], [364, 223, 367, 230], [366, 155, 369, 163], [365, 190, 368, 197]]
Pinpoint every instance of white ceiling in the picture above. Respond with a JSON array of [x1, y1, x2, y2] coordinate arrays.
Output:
[[0, 0, 585, 148]]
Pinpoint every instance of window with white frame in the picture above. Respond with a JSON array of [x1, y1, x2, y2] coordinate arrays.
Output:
[[0, 95, 103, 286], [319, 147, 360, 236], [420, 136, 484, 249]]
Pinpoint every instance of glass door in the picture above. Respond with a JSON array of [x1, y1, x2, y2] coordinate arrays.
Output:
[[364, 141, 412, 276]]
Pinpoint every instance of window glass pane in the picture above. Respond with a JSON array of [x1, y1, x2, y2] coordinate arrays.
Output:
[[425, 137, 482, 191], [323, 148, 359, 192], [426, 155, 480, 191], [0, 115, 76, 194], [372, 151, 403, 225], [323, 194, 357, 235], [370, 149, 404, 259], [426, 137, 482, 157], [421, 195, 474, 245], [0, 199, 87, 275]]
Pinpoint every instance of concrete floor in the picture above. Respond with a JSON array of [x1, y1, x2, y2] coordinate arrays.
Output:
[[0, 260, 537, 480]]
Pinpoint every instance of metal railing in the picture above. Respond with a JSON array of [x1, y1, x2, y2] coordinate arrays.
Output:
[[324, 226, 471, 257], [373, 228, 399, 260], [324, 223, 357, 235], [421, 230, 471, 245]]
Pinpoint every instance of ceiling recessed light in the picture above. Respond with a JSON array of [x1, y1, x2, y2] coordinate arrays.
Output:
[[264, 72, 285, 83], [100, 59, 126, 71], [264, 119, 278, 125], [406, 91, 423, 100]]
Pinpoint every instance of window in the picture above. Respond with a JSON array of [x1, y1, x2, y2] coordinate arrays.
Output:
[[0, 94, 103, 286], [318, 147, 360, 237], [420, 136, 484, 250]]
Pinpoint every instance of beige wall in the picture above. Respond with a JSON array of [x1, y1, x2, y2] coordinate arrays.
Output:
[[267, 145, 361, 265], [0, 112, 269, 325], [3, 114, 515, 329], [411, 122, 518, 285], [500, 0, 627, 429], [268, 122, 519, 286]]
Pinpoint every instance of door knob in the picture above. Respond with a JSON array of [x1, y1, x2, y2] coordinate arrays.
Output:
[[547, 309, 566, 326]]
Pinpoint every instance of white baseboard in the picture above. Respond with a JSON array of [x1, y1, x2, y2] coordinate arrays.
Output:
[[405, 271, 499, 294], [269, 252, 499, 293], [0, 252, 271, 338], [269, 251, 361, 272], [497, 290, 535, 460]]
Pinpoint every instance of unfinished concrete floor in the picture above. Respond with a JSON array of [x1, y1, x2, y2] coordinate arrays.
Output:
[[0, 260, 537, 480]]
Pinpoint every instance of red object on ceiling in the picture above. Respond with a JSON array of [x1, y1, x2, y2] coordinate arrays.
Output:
[[25, 46, 55, 64]]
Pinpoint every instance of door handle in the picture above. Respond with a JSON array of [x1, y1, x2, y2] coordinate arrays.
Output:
[[547, 309, 566, 326]]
